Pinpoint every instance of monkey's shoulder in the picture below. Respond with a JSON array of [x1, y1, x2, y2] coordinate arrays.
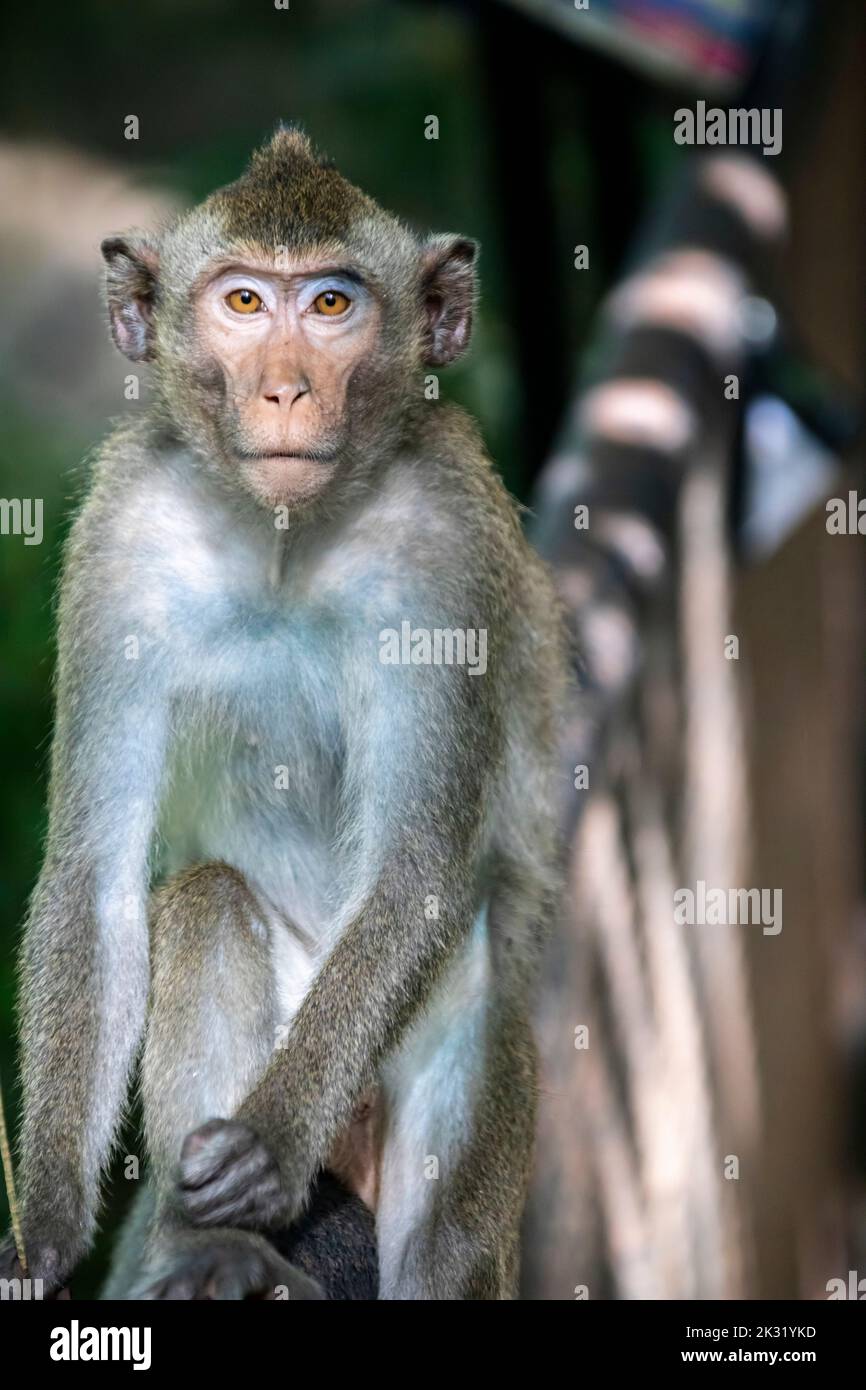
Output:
[[64, 420, 180, 557], [58, 434, 248, 642], [410, 409, 557, 605]]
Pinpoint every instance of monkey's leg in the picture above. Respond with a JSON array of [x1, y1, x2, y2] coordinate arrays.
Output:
[[105, 862, 367, 1300], [376, 910, 537, 1300], [103, 863, 309, 1298], [142, 862, 282, 1195]]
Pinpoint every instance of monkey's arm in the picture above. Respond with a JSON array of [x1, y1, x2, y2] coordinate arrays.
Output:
[[177, 662, 495, 1229], [1, 514, 168, 1290]]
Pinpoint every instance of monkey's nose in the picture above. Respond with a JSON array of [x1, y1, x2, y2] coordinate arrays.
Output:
[[263, 383, 310, 408]]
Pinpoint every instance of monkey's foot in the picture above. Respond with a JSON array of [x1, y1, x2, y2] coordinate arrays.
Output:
[[0, 1228, 76, 1299], [129, 1229, 325, 1301]]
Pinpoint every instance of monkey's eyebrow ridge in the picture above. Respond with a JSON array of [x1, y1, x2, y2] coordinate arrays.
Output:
[[209, 261, 370, 289]]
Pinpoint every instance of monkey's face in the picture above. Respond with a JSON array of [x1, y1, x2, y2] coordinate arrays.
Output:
[[187, 255, 385, 510], [102, 128, 478, 514]]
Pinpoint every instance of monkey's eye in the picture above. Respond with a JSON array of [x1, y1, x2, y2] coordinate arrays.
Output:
[[313, 289, 351, 316], [226, 288, 264, 314]]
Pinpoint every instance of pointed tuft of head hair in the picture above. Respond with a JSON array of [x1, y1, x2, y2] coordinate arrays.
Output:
[[248, 124, 321, 172], [210, 124, 378, 253]]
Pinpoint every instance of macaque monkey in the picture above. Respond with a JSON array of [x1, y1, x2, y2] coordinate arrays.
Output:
[[0, 128, 567, 1300]]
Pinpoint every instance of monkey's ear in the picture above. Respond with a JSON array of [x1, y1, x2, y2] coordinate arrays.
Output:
[[420, 235, 478, 367], [101, 234, 160, 363]]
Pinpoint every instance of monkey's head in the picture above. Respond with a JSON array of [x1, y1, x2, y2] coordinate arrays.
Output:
[[101, 127, 477, 511]]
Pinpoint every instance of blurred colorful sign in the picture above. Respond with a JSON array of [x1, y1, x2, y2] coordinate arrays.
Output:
[[500, 0, 779, 88]]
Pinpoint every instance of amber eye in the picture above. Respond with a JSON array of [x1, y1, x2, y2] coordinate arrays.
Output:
[[226, 288, 264, 314], [313, 289, 350, 316]]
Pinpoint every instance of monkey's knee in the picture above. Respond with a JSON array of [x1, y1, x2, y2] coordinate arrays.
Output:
[[147, 860, 275, 1035], [151, 861, 265, 948], [148, 860, 276, 1004]]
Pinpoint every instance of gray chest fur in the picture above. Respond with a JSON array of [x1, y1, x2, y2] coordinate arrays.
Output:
[[149, 499, 379, 930]]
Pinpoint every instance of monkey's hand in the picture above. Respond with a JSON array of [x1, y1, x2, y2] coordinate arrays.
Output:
[[0, 1228, 74, 1299], [174, 1118, 300, 1231], [130, 1228, 325, 1301]]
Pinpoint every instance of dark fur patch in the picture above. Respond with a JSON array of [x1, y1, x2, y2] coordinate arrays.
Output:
[[272, 1171, 378, 1300], [189, 353, 228, 404], [211, 127, 378, 253]]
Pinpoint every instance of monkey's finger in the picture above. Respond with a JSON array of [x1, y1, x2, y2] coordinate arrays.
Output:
[[138, 1244, 321, 1301], [197, 1260, 263, 1300], [180, 1171, 283, 1227], [177, 1134, 272, 1200], [178, 1119, 263, 1188], [138, 1272, 201, 1300], [135, 1251, 253, 1300], [182, 1167, 283, 1223]]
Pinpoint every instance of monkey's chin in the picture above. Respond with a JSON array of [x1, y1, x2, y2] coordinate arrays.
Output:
[[238, 454, 339, 511]]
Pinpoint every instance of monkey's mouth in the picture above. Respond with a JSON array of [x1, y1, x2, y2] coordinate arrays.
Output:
[[238, 448, 337, 465]]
